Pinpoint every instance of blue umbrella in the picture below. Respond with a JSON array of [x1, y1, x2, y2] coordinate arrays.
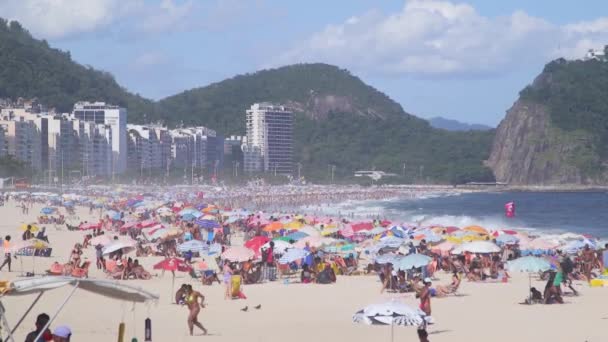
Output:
[[496, 234, 519, 246], [181, 213, 197, 222], [285, 231, 308, 241], [374, 254, 401, 265], [178, 240, 208, 254], [395, 254, 432, 271], [63, 201, 74, 207], [196, 219, 220, 229], [378, 237, 404, 249], [279, 248, 309, 264], [105, 210, 121, 220], [178, 208, 199, 216], [207, 243, 222, 255], [40, 207, 55, 215]]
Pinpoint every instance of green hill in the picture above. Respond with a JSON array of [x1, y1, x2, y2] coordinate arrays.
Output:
[[0, 19, 494, 184], [488, 56, 608, 184], [0, 19, 154, 116], [157, 63, 495, 183]]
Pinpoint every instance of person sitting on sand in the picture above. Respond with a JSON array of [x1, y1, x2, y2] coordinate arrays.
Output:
[[36, 227, 49, 243], [301, 264, 315, 283], [201, 270, 221, 285], [435, 272, 461, 297], [111, 260, 125, 280], [131, 259, 151, 280], [70, 244, 82, 267]]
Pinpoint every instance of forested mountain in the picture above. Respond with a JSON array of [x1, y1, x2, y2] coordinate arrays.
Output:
[[488, 56, 608, 184], [0, 19, 495, 183]]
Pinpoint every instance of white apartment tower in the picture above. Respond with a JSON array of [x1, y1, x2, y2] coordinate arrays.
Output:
[[245, 103, 293, 174], [71, 102, 127, 174]]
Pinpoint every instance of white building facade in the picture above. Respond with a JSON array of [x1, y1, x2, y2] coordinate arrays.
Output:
[[71, 102, 127, 174], [245, 103, 293, 175]]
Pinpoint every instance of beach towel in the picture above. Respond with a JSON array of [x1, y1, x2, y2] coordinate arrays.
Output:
[[231, 275, 246, 299]]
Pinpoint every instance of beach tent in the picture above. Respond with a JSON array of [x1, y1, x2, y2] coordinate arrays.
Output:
[[0, 276, 158, 342]]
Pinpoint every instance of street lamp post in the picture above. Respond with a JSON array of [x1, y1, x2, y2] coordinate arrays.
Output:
[[297, 162, 302, 180]]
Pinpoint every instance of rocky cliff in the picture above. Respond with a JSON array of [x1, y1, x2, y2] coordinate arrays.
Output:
[[487, 59, 608, 185]]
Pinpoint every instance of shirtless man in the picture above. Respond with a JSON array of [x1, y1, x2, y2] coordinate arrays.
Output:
[[184, 285, 208, 336]]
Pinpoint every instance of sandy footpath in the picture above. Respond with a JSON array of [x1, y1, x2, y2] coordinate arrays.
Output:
[[0, 202, 606, 342]]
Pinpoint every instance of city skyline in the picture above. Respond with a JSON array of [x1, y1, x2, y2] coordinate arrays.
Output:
[[2, 0, 608, 126]]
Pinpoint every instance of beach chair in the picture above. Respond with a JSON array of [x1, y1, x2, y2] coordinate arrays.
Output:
[[46, 263, 64, 276], [277, 263, 297, 279], [231, 275, 246, 299], [72, 261, 91, 278]]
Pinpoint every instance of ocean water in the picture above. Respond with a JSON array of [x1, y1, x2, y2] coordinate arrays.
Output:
[[320, 191, 608, 238]]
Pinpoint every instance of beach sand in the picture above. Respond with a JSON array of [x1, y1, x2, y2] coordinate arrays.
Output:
[[1, 203, 606, 342]]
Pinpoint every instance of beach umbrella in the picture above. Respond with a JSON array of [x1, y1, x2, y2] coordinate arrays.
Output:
[[262, 240, 292, 254], [40, 207, 55, 215], [10, 239, 49, 275], [431, 241, 454, 255], [208, 243, 222, 256], [521, 238, 559, 251], [153, 258, 193, 301], [177, 240, 208, 254], [196, 219, 220, 229], [353, 300, 433, 342], [395, 254, 432, 271], [495, 234, 519, 246], [90, 235, 112, 246], [19, 223, 39, 232], [105, 210, 121, 220], [452, 241, 500, 254], [222, 246, 255, 262], [279, 248, 310, 264], [294, 236, 336, 249], [378, 236, 405, 249], [463, 225, 488, 235], [263, 221, 284, 232], [299, 226, 321, 237], [244, 236, 270, 256], [102, 240, 136, 256], [374, 254, 401, 265], [506, 256, 552, 302], [285, 231, 308, 241]]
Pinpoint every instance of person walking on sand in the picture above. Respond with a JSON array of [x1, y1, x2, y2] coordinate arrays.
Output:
[[183, 285, 208, 336], [223, 262, 233, 299], [419, 278, 432, 316], [0, 235, 14, 272]]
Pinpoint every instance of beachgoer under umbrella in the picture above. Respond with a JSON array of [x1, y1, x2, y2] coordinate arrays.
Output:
[[25, 313, 52, 342], [183, 285, 208, 336]]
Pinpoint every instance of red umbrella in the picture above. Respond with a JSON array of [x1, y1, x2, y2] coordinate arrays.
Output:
[[139, 219, 158, 228], [153, 258, 192, 272], [244, 236, 270, 255], [153, 258, 192, 301]]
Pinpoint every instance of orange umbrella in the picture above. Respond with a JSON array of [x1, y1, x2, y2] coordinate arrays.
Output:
[[463, 225, 488, 235], [263, 221, 284, 232]]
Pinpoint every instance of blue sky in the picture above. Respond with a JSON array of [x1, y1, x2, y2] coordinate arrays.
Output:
[[3, 0, 608, 126]]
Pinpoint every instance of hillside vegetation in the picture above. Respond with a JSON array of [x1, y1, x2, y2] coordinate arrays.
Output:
[[0, 19, 495, 184]]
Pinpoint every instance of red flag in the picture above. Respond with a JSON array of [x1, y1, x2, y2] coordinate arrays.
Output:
[[505, 202, 515, 218]]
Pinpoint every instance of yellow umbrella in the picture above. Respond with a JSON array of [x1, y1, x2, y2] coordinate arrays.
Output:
[[19, 223, 39, 232], [284, 221, 303, 230], [463, 225, 488, 235]]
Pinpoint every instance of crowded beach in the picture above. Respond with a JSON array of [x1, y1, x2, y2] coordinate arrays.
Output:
[[0, 186, 607, 342]]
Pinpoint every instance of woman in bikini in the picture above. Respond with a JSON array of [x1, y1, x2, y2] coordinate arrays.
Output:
[[184, 285, 208, 336]]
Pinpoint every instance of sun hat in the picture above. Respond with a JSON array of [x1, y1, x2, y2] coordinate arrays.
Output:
[[53, 325, 72, 338], [424, 277, 432, 284]]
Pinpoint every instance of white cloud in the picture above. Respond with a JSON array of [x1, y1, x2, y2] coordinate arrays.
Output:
[[275, 0, 608, 76], [0, 0, 141, 38], [137, 0, 194, 34]]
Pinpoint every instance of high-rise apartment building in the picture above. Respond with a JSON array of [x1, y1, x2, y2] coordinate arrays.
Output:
[[0, 117, 42, 170], [245, 103, 293, 175], [71, 102, 127, 174]]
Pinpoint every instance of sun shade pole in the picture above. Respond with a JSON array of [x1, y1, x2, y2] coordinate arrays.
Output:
[[0, 301, 16, 342], [33, 281, 80, 342], [7, 291, 45, 338]]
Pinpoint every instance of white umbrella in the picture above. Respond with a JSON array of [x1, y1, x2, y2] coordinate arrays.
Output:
[[452, 241, 500, 254], [261, 240, 292, 254], [353, 300, 433, 342], [279, 248, 309, 264], [102, 240, 136, 256], [506, 256, 552, 302]]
